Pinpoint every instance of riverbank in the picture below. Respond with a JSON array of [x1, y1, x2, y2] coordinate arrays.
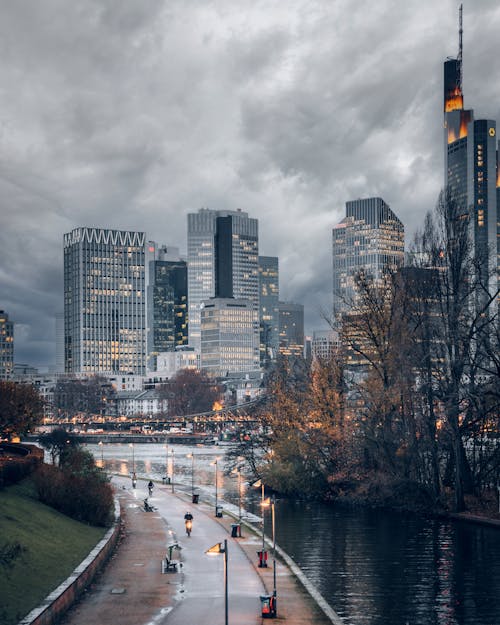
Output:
[[0, 480, 108, 625], [320, 472, 500, 525]]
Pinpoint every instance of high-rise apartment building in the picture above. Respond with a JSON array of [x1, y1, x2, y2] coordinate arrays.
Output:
[[147, 244, 187, 370], [443, 8, 498, 295], [187, 208, 259, 351], [259, 256, 279, 365], [278, 301, 304, 358], [55, 312, 64, 373], [0, 310, 14, 379], [200, 298, 259, 376], [64, 227, 147, 375], [332, 197, 404, 316]]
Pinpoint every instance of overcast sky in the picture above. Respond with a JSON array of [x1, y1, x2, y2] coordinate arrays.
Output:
[[1, 0, 499, 369]]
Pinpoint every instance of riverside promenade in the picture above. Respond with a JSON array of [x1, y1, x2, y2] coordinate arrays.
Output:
[[60, 475, 334, 625]]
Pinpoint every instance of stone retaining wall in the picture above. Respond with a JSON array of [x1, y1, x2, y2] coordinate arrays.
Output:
[[18, 498, 121, 625]]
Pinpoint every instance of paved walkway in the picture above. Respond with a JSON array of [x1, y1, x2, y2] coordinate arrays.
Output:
[[60, 476, 333, 625]]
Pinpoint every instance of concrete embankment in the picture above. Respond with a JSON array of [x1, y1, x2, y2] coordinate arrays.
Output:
[[19, 499, 121, 625]]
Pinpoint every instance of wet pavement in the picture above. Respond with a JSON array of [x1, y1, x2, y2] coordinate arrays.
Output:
[[60, 476, 332, 625]]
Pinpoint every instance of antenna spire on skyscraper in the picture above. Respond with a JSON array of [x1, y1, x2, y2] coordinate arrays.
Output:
[[458, 4, 463, 91]]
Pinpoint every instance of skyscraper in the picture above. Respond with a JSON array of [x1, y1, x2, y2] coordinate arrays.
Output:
[[278, 301, 304, 358], [259, 256, 279, 365], [0, 310, 14, 379], [201, 298, 258, 376], [64, 227, 147, 375], [147, 244, 188, 370], [187, 208, 259, 350], [55, 312, 64, 373], [332, 197, 405, 316], [443, 7, 498, 295]]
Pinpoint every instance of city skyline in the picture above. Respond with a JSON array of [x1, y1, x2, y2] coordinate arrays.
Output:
[[2, 1, 500, 368]]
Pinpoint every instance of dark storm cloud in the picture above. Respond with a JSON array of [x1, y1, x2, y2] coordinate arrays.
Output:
[[1, 0, 499, 367]]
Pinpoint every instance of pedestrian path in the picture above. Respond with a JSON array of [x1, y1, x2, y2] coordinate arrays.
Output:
[[60, 476, 334, 625]]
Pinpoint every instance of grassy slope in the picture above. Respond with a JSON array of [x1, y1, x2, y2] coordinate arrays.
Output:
[[0, 480, 106, 625]]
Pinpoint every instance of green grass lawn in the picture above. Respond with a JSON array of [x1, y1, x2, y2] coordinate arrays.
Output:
[[0, 479, 107, 625]]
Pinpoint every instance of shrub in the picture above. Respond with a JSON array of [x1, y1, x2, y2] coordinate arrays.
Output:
[[33, 449, 114, 527]]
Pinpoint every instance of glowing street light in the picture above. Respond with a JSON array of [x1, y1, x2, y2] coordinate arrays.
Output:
[[171, 449, 175, 493], [98, 440, 104, 465], [211, 458, 219, 517], [129, 442, 135, 473], [164, 443, 169, 482], [261, 495, 277, 615], [232, 467, 243, 523], [206, 540, 228, 625], [254, 479, 267, 567], [187, 452, 195, 496]]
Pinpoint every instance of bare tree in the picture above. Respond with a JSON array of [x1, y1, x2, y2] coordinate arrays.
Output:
[[159, 369, 222, 416], [410, 188, 499, 511], [0, 381, 45, 439]]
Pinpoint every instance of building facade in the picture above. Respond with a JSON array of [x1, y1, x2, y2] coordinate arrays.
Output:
[[278, 301, 304, 358], [0, 310, 14, 379], [64, 227, 147, 375], [187, 208, 259, 351], [155, 347, 200, 377], [311, 330, 339, 361], [55, 312, 65, 373], [147, 244, 188, 370], [259, 256, 280, 365], [200, 298, 259, 376], [332, 197, 405, 317]]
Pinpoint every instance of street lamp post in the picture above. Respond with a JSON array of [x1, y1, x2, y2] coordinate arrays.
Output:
[[206, 540, 228, 625], [271, 495, 276, 607], [237, 468, 242, 523], [187, 452, 195, 496], [261, 495, 277, 615], [129, 442, 135, 473], [171, 449, 175, 493], [98, 440, 103, 465], [254, 479, 266, 566], [164, 443, 169, 482], [213, 459, 219, 516]]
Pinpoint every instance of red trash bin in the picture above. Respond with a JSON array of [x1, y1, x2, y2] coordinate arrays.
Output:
[[257, 549, 268, 568]]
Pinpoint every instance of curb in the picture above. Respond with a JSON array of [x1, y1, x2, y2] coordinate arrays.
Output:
[[235, 513, 345, 625], [19, 498, 121, 625]]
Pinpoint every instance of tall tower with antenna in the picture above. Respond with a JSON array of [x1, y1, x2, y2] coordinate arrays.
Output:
[[443, 3, 472, 207], [443, 5, 498, 298]]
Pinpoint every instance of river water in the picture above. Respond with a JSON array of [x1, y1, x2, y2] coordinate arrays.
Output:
[[90, 442, 500, 625]]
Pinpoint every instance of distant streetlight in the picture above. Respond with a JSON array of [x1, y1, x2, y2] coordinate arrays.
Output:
[[254, 479, 266, 566], [164, 443, 169, 482], [187, 452, 195, 496], [171, 449, 175, 493], [206, 540, 228, 625], [98, 440, 104, 465], [212, 458, 219, 517], [261, 495, 277, 615], [129, 442, 135, 473], [233, 467, 242, 523]]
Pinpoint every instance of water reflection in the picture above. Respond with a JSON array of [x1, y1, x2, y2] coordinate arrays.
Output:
[[88, 443, 500, 625]]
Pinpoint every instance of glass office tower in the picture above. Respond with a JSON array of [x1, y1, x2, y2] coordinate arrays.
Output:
[[64, 227, 146, 375], [187, 208, 259, 350], [259, 256, 279, 365], [332, 197, 404, 317]]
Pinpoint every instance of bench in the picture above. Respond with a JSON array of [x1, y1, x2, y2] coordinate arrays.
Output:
[[161, 557, 180, 573]]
